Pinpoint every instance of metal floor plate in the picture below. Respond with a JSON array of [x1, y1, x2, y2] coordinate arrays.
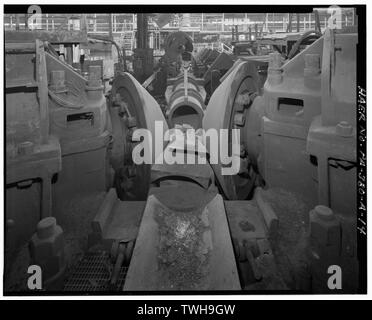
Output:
[[64, 251, 127, 292]]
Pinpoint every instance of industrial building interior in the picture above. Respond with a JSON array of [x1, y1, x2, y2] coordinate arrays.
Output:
[[4, 8, 360, 293]]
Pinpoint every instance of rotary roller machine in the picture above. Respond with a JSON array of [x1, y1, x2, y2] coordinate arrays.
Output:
[[95, 27, 358, 292]]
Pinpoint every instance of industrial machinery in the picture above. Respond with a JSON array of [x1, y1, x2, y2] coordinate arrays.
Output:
[[256, 30, 322, 59], [145, 31, 194, 96], [93, 26, 358, 292], [88, 30, 278, 291], [204, 27, 358, 291], [5, 31, 111, 289], [4, 14, 359, 293], [147, 31, 235, 101]]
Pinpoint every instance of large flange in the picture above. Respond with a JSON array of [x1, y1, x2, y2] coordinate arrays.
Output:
[[109, 72, 168, 200], [203, 61, 264, 200]]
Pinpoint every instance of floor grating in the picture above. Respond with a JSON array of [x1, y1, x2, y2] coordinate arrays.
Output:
[[63, 251, 128, 292]]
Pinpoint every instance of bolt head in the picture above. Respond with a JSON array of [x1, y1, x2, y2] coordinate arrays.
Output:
[[336, 121, 353, 137], [314, 205, 334, 221], [235, 93, 251, 111], [127, 117, 137, 128], [37, 217, 57, 239], [7, 219, 15, 229], [234, 113, 245, 126]]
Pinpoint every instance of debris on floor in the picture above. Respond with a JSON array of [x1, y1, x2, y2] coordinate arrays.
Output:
[[4, 191, 106, 292], [260, 187, 313, 290]]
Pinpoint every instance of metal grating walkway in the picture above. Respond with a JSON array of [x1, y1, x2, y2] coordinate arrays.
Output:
[[64, 251, 128, 292]]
